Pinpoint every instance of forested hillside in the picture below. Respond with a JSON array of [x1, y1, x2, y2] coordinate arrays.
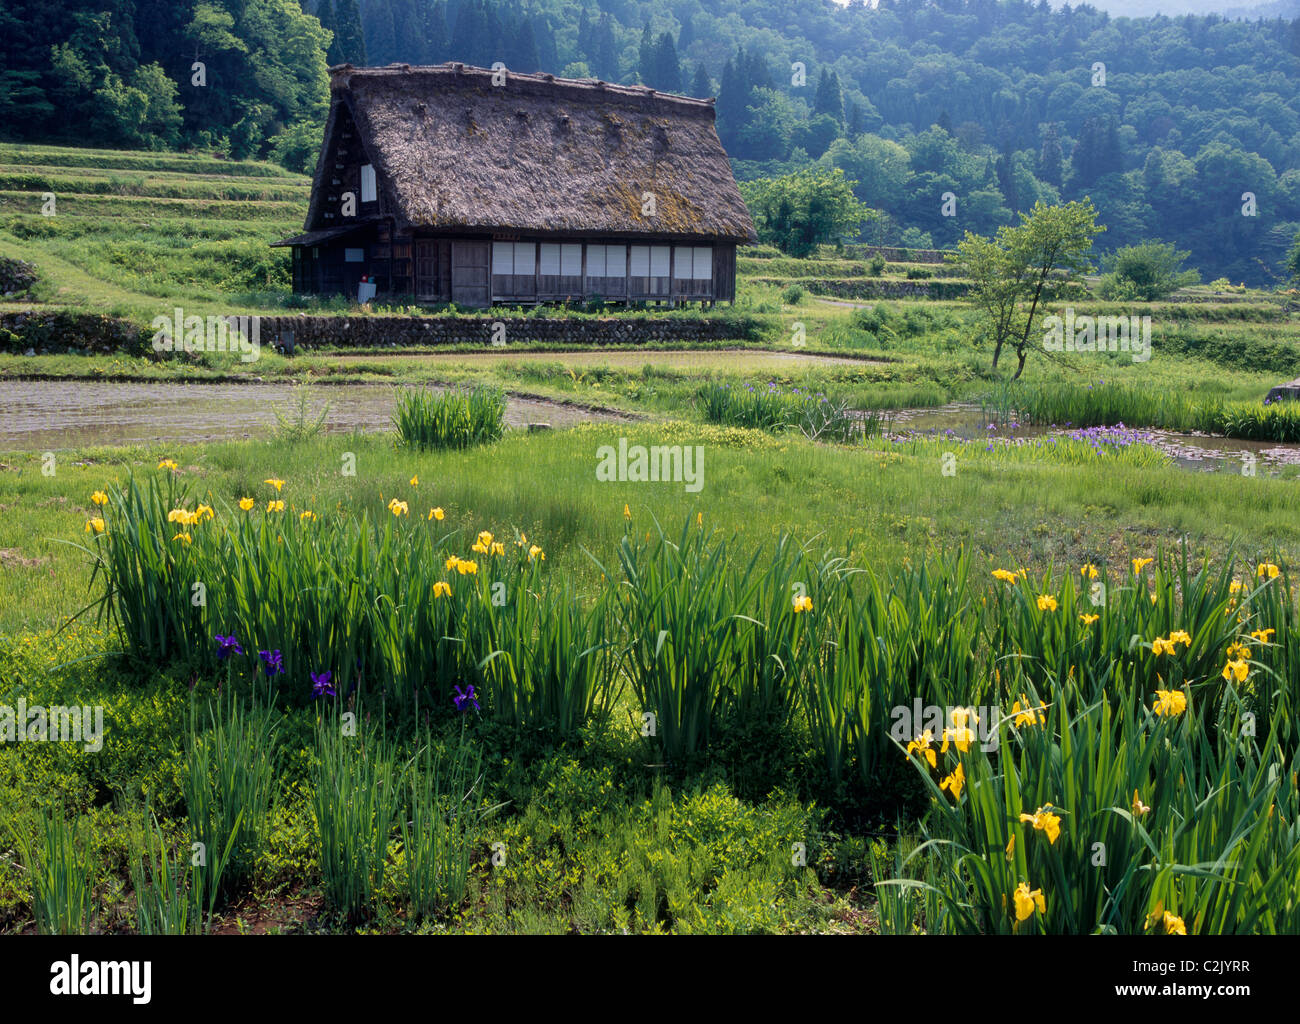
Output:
[[2, 0, 1299, 282]]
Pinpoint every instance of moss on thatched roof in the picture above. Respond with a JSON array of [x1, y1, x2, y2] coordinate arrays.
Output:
[[305, 63, 756, 243]]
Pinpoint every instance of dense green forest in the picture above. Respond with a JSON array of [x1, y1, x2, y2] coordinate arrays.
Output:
[[2, 0, 1299, 282]]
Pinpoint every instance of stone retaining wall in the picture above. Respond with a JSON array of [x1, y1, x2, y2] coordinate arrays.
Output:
[[1, 311, 150, 355], [0, 258, 39, 298], [249, 314, 759, 350], [750, 278, 971, 300], [0, 309, 758, 356], [841, 245, 955, 265]]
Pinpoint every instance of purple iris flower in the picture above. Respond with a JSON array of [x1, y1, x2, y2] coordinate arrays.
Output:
[[215, 634, 244, 659], [259, 649, 284, 677], [452, 684, 480, 713], [311, 670, 336, 698]]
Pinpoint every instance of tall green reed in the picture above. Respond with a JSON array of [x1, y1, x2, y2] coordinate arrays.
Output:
[[312, 717, 401, 923], [393, 385, 506, 449], [183, 694, 278, 911], [9, 809, 96, 934]]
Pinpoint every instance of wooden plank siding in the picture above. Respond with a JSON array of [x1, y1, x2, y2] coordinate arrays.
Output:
[[451, 241, 491, 307], [294, 236, 734, 309]]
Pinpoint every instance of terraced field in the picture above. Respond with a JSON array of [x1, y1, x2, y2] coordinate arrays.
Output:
[[0, 144, 305, 315]]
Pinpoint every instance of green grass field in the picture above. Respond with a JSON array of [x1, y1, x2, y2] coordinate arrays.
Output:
[[2, 144, 1300, 935]]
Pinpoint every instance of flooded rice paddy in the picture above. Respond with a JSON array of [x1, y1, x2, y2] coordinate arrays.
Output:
[[2, 381, 1298, 475], [0, 380, 630, 451]]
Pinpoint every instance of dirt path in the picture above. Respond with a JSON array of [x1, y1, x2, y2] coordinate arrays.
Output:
[[321, 346, 882, 369], [815, 298, 875, 310]]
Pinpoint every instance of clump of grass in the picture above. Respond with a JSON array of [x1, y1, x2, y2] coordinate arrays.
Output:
[[183, 695, 278, 914], [602, 518, 828, 761], [399, 728, 496, 922], [696, 381, 884, 443], [9, 809, 97, 935], [128, 811, 195, 935], [312, 718, 402, 923], [473, 570, 621, 737], [272, 383, 330, 444], [393, 385, 506, 450], [983, 379, 1300, 442]]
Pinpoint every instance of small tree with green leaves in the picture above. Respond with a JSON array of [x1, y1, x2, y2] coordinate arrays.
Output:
[[1098, 240, 1199, 300], [739, 167, 874, 257], [1287, 229, 1300, 288], [951, 199, 1104, 379]]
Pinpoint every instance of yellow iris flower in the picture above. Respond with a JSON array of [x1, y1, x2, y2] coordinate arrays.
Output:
[[1019, 806, 1062, 845], [1036, 594, 1058, 612], [429, 507, 445, 521], [1132, 557, 1154, 574], [265, 478, 285, 492], [433, 581, 451, 598], [1011, 695, 1046, 727], [1152, 689, 1188, 716], [792, 594, 813, 614], [90, 491, 109, 506], [992, 569, 1019, 584], [85, 518, 105, 534], [1079, 613, 1099, 625], [905, 731, 937, 768], [939, 763, 965, 800], [1013, 883, 1045, 922], [1221, 659, 1249, 683], [239, 497, 255, 511], [267, 500, 285, 513]]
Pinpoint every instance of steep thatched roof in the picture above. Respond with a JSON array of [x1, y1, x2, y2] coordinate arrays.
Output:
[[304, 63, 756, 243]]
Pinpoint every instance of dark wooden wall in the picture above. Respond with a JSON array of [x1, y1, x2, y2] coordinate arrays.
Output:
[[294, 236, 740, 309]]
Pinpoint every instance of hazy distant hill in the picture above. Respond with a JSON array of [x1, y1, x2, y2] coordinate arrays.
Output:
[[1044, 0, 1300, 18]]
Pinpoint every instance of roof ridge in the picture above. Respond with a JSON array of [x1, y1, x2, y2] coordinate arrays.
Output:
[[328, 62, 716, 107]]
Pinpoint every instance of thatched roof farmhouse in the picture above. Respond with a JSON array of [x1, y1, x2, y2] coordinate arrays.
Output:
[[274, 63, 757, 308]]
